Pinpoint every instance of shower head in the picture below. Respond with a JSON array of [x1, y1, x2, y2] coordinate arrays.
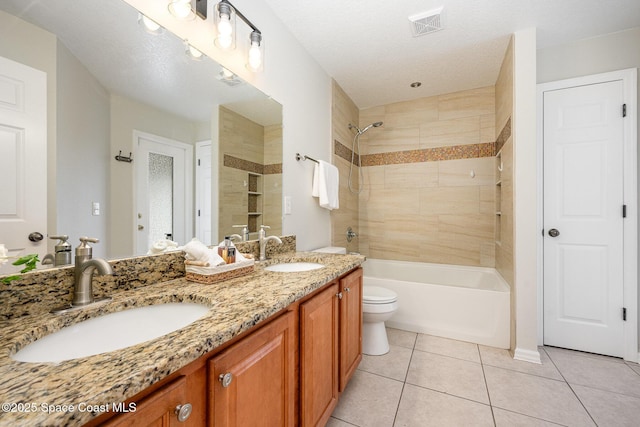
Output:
[[348, 121, 383, 135]]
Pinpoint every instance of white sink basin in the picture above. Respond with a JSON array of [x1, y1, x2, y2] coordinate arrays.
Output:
[[264, 262, 325, 273], [12, 302, 209, 363]]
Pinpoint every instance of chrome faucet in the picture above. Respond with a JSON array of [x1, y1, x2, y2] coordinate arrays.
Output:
[[232, 224, 250, 241], [258, 225, 282, 261], [72, 237, 113, 307]]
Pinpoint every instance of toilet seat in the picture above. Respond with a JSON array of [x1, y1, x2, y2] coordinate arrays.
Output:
[[363, 286, 397, 304]]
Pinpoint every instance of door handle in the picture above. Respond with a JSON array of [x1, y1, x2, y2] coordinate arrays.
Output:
[[28, 232, 44, 242], [138, 225, 144, 231], [548, 228, 560, 237]]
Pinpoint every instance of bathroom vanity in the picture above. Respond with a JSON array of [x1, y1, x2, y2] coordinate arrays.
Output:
[[0, 250, 364, 426]]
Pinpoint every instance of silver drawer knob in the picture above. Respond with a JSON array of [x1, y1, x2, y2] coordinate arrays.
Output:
[[175, 403, 192, 422], [219, 372, 233, 388]]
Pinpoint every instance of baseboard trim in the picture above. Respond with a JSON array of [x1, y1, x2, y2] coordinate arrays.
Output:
[[513, 347, 542, 364]]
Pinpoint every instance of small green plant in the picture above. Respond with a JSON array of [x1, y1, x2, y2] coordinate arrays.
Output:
[[1, 254, 40, 284]]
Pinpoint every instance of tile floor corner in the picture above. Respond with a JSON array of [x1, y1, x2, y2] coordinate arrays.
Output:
[[329, 328, 640, 426]]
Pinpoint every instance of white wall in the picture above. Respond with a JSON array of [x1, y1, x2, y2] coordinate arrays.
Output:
[[512, 28, 540, 362], [124, 0, 333, 251], [56, 42, 110, 258], [537, 26, 640, 355]]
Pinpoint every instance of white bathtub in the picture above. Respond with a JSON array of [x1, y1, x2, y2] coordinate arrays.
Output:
[[363, 259, 511, 349]]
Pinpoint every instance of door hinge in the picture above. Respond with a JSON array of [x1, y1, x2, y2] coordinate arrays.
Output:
[[622, 104, 627, 117], [623, 205, 627, 218], [623, 307, 627, 321], [197, 209, 201, 217], [197, 158, 201, 166]]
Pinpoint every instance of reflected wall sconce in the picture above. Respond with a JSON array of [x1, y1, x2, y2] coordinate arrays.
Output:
[[168, 0, 207, 20], [138, 13, 163, 35], [185, 42, 204, 60]]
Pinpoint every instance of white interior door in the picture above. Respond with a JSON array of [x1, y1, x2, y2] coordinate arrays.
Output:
[[135, 131, 193, 255], [195, 141, 212, 245], [0, 56, 47, 265], [543, 79, 625, 357]]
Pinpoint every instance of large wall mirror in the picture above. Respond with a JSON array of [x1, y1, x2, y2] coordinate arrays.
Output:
[[0, 0, 282, 268]]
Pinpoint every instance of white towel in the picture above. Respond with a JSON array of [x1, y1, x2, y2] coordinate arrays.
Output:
[[183, 238, 225, 266], [312, 160, 339, 210]]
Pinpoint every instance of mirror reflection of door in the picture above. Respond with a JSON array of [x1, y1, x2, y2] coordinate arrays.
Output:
[[0, 56, 47, 269], [135, 131, 193, 255]]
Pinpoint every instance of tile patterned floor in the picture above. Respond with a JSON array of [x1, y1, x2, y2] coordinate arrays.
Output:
[[329, 328, 640, 427]]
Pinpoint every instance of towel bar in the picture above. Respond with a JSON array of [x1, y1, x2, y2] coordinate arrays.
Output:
[[295, 153, 319, 164]]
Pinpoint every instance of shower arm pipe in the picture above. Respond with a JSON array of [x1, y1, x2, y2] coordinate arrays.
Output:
[[295, 153, 319, 164]]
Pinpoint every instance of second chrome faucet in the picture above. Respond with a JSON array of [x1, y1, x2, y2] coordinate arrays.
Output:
[[52, 237, 113, 314]]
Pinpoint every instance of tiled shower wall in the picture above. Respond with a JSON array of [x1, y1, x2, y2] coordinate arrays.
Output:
[[331, 80, 361, 253], [218, 107, 282, 241], [355, 87, 497, 267]]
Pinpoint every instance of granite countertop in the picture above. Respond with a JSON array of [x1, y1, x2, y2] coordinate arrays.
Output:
[[0, 252, 365, 426]]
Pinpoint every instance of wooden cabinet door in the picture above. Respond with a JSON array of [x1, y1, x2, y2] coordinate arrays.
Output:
[[103, 376, 191, 427], [299, 283, 339, 427], [339, 268, 363, 391], [208, 311, 296, 427]]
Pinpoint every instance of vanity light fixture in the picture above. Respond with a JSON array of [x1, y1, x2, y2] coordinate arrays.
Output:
[[214, 0, 264, 72], [137, 13, 163, 35]]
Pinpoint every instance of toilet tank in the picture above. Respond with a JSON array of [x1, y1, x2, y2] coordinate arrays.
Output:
[[312, 246, 347, 254]]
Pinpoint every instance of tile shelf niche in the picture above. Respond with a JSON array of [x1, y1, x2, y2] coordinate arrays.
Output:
[[247, 172, 263, 233]]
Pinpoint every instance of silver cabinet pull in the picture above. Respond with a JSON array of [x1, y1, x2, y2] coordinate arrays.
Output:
[[548, 228, 560, 237], [219, 372, 233, 388], [175, 403, 192, 422], [344, 287, 351, 292], [337, 292, 343, 300]]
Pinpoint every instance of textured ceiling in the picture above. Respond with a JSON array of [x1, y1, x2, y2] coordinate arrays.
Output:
[[264, 0, 640, 109], [0, 0, 281, 125]]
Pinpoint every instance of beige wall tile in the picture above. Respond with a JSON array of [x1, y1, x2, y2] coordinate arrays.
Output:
[[419, 186, 480, 216], [480, 114, 496, 143], [438, 157, 494, 187], [385, 162, 438, 189], [495, 37, 513, 137], [438, 86, 495, 121], [361, 126, 420, 155], [331, 80, 360, 251], [420, 116, 480, 149]]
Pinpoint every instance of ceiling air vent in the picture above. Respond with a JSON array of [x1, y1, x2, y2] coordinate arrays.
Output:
[[409, 6, 444, 37]]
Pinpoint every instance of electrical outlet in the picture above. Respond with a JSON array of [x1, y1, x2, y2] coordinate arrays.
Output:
[[92, 202, 100, 216]]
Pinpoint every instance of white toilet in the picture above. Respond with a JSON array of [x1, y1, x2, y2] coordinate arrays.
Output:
[[312, 246, 398, 356], [362, 285, 398, 355]]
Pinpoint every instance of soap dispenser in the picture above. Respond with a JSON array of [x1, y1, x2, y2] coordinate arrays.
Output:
[[48, 235, 72, 266]]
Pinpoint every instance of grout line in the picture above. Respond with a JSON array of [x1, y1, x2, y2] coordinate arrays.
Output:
[[477, 345, 497, 426], [540, 347, 599, 426]]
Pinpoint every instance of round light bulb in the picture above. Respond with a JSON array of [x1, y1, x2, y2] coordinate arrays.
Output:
[[217, 34, 233, 49], [168, 0, 193, 20], [187, 45, 203, 59], [218, 15, 232, 36], [248, 43, 262, 71]]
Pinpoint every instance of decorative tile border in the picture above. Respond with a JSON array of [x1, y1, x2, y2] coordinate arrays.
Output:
[[333, 117, 511, 166], [223, 154, 282, 175], [494, 118, 511, 154]]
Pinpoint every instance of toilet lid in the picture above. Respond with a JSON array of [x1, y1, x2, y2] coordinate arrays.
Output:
[[363, 286, 397, 304]]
